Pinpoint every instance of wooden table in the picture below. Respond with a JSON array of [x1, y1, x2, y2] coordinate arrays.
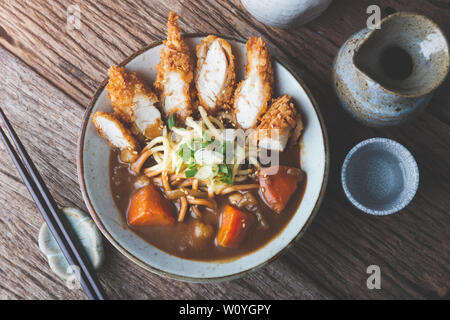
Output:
[[0, 0, 448, 300]]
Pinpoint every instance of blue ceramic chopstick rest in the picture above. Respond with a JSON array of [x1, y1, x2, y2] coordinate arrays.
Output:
[[38, 207, 104, 280]]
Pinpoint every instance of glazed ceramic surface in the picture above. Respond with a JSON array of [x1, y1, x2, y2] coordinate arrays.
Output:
[[333, 12, 449, 127], [78, 35, 328, 282], [241, 0, 332, 28], [38, 207, 104, 280], [341, 138, 419, 216]]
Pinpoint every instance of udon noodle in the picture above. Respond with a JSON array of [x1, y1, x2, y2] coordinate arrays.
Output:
[[133, 106, 261, 221]]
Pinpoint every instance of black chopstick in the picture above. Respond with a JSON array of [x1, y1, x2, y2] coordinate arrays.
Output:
[[0, 125, 96, 299], [0, 108, 106, 300]]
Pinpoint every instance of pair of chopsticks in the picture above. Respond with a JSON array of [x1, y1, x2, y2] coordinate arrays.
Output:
[[0, 108, 107, 300]]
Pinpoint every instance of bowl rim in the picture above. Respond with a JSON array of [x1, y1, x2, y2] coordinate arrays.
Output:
[[341, 137, 419, 216], [77, 33, 330, 282]]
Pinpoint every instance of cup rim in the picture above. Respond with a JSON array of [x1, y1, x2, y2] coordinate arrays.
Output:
[[341, 137, 419, 216]]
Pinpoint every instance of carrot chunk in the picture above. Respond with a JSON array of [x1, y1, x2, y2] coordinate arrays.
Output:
[[127, 184, 176, 226], [258, 166, 305, 213], [217, 205, 255, 248]]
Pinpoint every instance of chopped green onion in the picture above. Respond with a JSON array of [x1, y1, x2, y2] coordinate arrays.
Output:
[[219, 164, 230, 175], [202, 131, 211, 142], [202, 140, 213, 148], [190, 139, 202, 152], [177, 143, 192, 162], [218, 164, 233, 185], [185, 164, 198, 178], [187, 162, 197, 169], [219, 175, 233, 185], [167, 114, 175, 130], [222, 141, 233, 156]]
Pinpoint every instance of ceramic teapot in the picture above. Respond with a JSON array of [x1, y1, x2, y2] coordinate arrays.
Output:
[[333, 12, 449, 127]]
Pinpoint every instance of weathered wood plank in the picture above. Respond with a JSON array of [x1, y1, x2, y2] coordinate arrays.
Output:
[[0, 1, 448, 119]]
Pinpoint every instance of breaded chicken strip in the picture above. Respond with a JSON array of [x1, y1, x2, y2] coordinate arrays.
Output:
[[257, 95, 302, 152], [106, 66, 162, 140], [195, 36, 235, 113], [233, 37, 273, 129], [154, 11, 195, 122], [93, 112, 140, 162]]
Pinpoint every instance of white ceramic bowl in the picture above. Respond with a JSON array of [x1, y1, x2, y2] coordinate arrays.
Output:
[[77, 34, 329, 282]]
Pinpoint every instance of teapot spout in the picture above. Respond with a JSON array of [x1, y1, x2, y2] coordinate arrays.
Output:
[[333, 12, 449, 127], [354, 12, 449, 98]]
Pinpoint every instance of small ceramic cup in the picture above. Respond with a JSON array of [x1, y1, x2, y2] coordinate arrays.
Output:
[[341, 138, 419, 215]]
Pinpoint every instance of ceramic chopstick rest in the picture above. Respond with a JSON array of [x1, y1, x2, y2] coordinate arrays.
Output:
[[333, 12, 449, 127], [38, 207, 104, 280], [241, 0, 333, 29]]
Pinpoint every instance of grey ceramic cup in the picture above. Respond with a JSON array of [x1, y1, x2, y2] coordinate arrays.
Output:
[[333, 12, 449, 127], [341, 138, 419, 216]]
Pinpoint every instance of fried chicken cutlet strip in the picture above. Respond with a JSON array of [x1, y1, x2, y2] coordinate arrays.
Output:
[[106, 66, 162, 140], [154, 11, 195, 122], [233, 37, 273, 129], [195, 35, 236, 113], [92, 112, 140, 162], [257, 95, 303, 152]]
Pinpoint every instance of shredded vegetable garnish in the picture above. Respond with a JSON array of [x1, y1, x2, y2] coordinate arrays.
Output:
[[167, 113, 175, 130]]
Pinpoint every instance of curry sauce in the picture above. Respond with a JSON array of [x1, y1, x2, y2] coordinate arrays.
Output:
[[109, 147, 306, 261]]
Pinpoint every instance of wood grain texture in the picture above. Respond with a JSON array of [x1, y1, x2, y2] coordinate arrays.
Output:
[[0, 46, 330, 300], [0, 0, 449, 299]]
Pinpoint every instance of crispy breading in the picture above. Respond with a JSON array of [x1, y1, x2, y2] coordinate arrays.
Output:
[[106, 66, 157, 122], [195, 35, 236, 113], [290, 114, 304, 146], [257, 95, 301, 151], [245, 37, 273, 84], [92, 112, 140, 153], [154, 11, 195, 121], [233, 37, 273, 129], [106, 66, 162, 140]]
